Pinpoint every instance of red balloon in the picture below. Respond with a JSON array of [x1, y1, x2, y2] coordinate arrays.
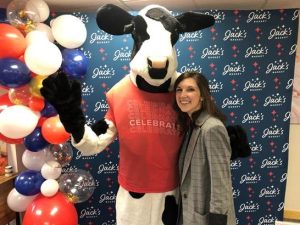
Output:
[[0, 132, 23, 144], [0, 23, 26, 59], [23, 192, 78, 225], [18, 55, 25, 62], [36, 116, 47, 127], [28, 96, 45, 111], [41, 116, 70, 144], [0, 93, 13, 113]]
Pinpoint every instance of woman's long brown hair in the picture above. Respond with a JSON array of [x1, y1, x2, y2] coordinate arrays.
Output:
[[173, 71, 227, 135]]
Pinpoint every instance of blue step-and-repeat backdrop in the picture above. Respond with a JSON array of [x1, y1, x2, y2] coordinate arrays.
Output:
[[1, 7, 299, 225]]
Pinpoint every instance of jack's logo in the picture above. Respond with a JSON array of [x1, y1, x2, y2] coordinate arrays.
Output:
[[258, 214, 277, 225], [243, 78, 266, 91], [92, 65, 116, 79], [238, 201, 260, 212], [245, 44, 268, 58], [231, 159, 242, 170], [97, 161, 119, 174], [179, 63, 202, 73], [76, 149, 98, 160], [249, 141, 263, 153], [222, 95, 244, 108], [94, 99, 109, 112], [223, 62, 245, 76], [268, 25, 292, 40], [204, 10, 225, 23], [113, 47, 131, 61], [201, 45, 224, 59], [262, 125, 284, 138], [242, 110, 264, 123], [90, 30, 113, 44], [264, 93, 286, 107], [240, 172, 261, 184], [247, 10, 271, 23], [179, 30, 203, 42], [223, 27, 247, 41], [99, 191, 117, 204], [79, 207, 101, 219], [266, 60, 289, 74], [81, 82, 94, 96], [261, 156, 283, 168], [209, 79, 223, 92], [259, 186, 280, 198]]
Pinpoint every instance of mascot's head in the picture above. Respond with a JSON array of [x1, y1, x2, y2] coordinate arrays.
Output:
[[96, 4, 214, 93]]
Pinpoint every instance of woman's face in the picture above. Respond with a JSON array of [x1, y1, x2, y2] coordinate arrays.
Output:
[[175, 77, 202, 117]]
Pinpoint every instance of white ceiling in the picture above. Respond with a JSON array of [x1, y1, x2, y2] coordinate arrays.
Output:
[[0, 0, 300, 12]]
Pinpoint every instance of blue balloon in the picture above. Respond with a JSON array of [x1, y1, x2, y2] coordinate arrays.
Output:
[[15, 170, 45, 196], [0, 11, 9, 23], [24, 127, 50, 152], [0, 57, 31, 88], [62, 49, 88, 79], [41, 101, 57, 117]]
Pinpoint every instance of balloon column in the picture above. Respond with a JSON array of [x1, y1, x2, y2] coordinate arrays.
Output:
[[0, 0, 94, 224]]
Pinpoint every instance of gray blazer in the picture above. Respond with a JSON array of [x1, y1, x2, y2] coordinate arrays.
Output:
[[178, 111, 236, 225]]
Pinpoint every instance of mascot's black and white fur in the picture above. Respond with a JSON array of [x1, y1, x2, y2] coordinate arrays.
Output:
[[41, 4, 250, 225]]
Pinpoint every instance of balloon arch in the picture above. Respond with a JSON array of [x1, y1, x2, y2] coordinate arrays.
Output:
[[0, 0, 93, 224]]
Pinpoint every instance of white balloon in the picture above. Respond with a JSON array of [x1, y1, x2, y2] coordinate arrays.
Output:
[[35, 22, 54, 42], [51, 14, 87, 49], [41, 160, 62, 179], [40, 179, 59, 197], [22, 149, 47, 171], [24, 41, 62, 76], [0, 105, 40, 139], [7, 188, 37, 212], [26, 0, 50, 22], [26, 30, 49, 46]]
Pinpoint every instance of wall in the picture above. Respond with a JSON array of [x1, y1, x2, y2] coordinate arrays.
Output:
[[69, 8, 298, 225]]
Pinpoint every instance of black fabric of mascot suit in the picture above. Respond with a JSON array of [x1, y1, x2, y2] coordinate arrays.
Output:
[[41, 4, 250, 225]]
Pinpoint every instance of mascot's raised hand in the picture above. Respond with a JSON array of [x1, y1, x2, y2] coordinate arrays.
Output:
[[41, 71, 85, 142], [41, 71, 108, 143]]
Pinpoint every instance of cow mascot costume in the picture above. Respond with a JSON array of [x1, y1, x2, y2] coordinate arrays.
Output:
[[41, 4, 216, 225]]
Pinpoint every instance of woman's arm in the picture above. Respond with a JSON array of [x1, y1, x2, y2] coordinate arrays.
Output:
[[204, 123, 232, 224]]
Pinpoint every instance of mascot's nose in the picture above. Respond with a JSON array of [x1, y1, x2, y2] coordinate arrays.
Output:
[[147, 56, 169, 79]]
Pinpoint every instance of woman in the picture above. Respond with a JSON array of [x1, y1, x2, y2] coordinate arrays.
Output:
[[174, 72, 236, 225]]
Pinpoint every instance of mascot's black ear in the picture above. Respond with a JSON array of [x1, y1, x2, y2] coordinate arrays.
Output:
[[226, 125, 251, 160], [96, 4, 133, 35], [176, 12, 215, 33]]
